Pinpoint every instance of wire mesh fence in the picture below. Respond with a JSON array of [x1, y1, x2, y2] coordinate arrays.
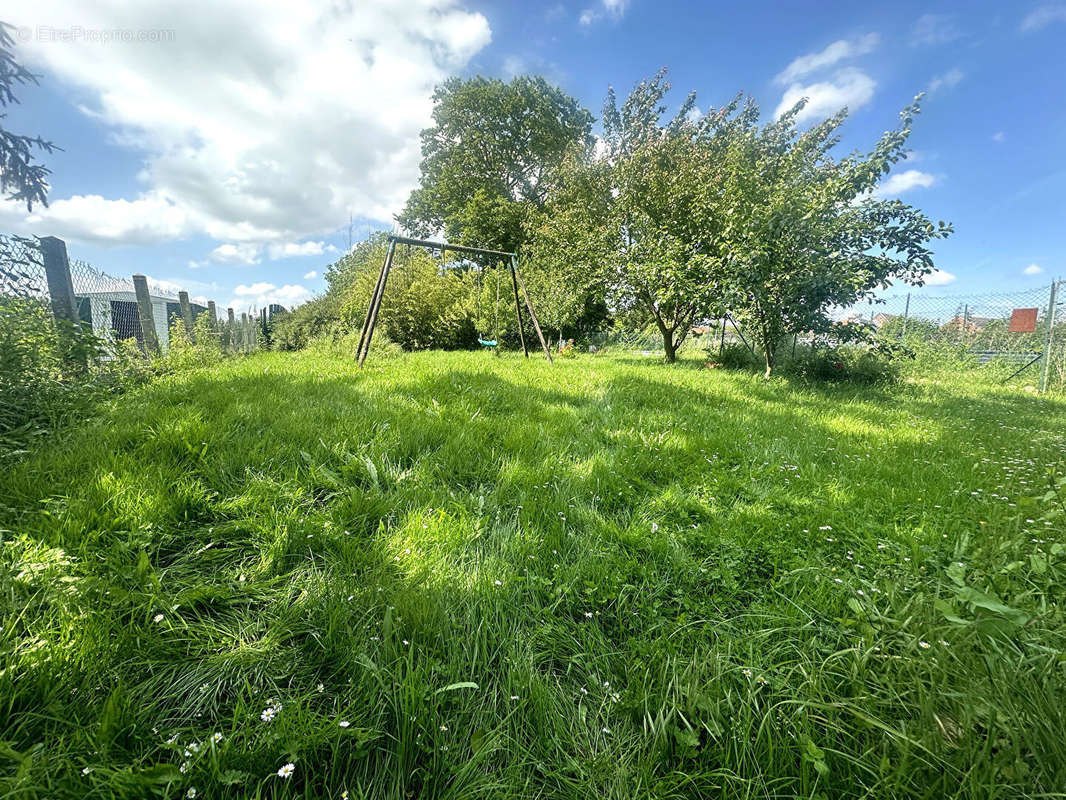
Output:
[[0, 232, 266, 356]]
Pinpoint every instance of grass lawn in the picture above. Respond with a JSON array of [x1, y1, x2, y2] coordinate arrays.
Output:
[[2, 349, 1065, 799]]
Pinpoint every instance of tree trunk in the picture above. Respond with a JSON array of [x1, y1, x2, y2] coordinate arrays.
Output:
[[763, 338, 775, 378], [663, 332, 677, 363]]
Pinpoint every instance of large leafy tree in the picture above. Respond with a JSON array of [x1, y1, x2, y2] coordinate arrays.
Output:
[[528, 70, 745, 362], [398, 75, 594, 252], [718, 97, 953, 376]]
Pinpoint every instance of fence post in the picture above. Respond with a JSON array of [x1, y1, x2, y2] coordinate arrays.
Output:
[[39, 236, 88, 369], [132, 274, 160, 355], [39, 236, 79, 325], [1039, 280, 1058, 394], [241, 312, 249, 353], [901, 293, 910, 340], [178, 290, 196, 344]]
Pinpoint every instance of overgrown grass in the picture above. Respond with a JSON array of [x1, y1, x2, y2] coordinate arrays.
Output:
[[1, 349, 1064, 799]]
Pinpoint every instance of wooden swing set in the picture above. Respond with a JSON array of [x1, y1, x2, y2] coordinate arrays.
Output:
[[355, 234, 553, 367]]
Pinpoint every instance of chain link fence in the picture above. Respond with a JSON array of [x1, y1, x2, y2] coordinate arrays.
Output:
[[1, 233, 264, 355]]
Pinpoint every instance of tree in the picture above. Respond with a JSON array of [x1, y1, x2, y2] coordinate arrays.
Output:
[[398, 75, 594, 252], [528, 70, 745, 362], [0, 22, 58, 211], [717, 97, 952, 376]]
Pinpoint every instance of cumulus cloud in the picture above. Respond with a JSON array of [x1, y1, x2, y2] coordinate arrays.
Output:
[[876, 169, 937, 196], [1023, 263, 1043, 275], [1, 0, 491, 248], [267, 241, 335, 260], [911, 13, 961, 46], [208, 243, 261, 265], [303, 270, 319, 280], [230, 282, 312, 311], [1021, 5, 1066, 31], [774, 33, 879, 85], [928, 68, 964, 93], [924, 270, 956, 286], [774, 68, 876, 123]]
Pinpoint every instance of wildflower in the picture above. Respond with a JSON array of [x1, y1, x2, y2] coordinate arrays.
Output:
[[261, 707, 277, 723], [342, 792, 349, 800], [494, 580, 502, 586], [819, 525, 832, 531], [339, 720, 350, 728], [187, 789, 197, 799], [402, 639, 409, 646], [440, 724, 448, 731], [277, 763, 295, 779], [742, 668, 752, 678], [584, 611, 593, 618], [166, 734, 179, 745], [211, 733, 222, 744], [180, 762, 190, 774], [153, 614, 165, 623], [82, 767, 92, 775], [510, 695, 519, 700], [651, 522, 659, 533], [317, 683, 325, 692], [939, 639, 950, 647], [918, 641, 931, 649]]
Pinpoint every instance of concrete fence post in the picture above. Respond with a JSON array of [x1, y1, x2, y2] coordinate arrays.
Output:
[[178, 290, 196, 344], [207, 300, 218, 328], [39, 236, 79, 326], [1039, 280, 1059, 394], [241, 312, 249, 353], [132, 274, 160, 355], [226, 307, 236, 350]]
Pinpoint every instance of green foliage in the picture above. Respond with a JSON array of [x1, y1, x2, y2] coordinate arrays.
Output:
[[398, 75, 593, 251], [0, 296, 102, 452], [717, 97, 952, 376], [1, 350, 1064, 798], [786, 345, 900, 384], [715, 342, 759, 370], [0, 23, 58, 211], [379, 252, 477, 351]]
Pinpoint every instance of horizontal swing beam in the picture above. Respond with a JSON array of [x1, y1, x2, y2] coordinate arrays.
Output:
[[386, 234, 515, 260]]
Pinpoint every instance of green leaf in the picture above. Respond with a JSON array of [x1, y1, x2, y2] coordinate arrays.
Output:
[[435, 681, 479, 694]]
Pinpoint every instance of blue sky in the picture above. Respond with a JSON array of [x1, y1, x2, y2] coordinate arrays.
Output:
[[3, 0, 1064, 310]]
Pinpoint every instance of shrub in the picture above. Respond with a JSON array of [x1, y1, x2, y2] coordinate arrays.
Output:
[[715, 342, 759, 370], [787, 345, 899, 384]]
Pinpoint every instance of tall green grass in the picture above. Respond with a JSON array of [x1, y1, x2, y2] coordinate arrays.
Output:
[[1, 350, 1064, 799]]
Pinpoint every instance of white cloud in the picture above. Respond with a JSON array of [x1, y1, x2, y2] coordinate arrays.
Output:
[[229, 282, 312, 311], [911, 13, 961, 46], [928, 68, 964, 93], [876, 169, 937, 196], [1021, 5, 1066, 31], [774, 68, 876, 124], [924, 269, 956, 286], [303, 270, 319, 280], [774, 33, 879, 85], [267, 241, 334, 260], [992, 131, 1006, 143], [2, 0, 491, 248], [208, 242, 261, 265], [1023, 263, 1043, 275], [579, 0, 630, 25]]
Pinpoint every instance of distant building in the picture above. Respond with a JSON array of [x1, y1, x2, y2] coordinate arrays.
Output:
[[76, 289, 206, 354]]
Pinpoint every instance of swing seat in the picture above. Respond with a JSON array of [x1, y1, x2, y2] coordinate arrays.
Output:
[[478, 338, 498, 348]]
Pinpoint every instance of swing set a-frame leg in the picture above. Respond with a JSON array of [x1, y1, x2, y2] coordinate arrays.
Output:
[[512, 255, 553, 364], [357, 239, 396, 367], [509, 258, 529, 358]]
